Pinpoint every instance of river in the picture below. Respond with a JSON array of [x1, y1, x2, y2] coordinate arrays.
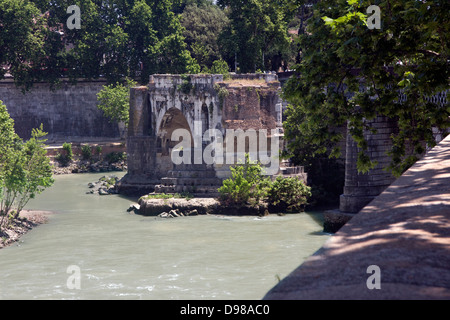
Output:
[[0, 172, 330, 300]]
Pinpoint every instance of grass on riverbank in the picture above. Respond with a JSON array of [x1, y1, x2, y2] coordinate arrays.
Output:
[[139, 192, 194, 202]]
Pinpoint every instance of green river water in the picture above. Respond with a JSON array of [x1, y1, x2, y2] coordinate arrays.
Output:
[[0, 172, 330, 299]]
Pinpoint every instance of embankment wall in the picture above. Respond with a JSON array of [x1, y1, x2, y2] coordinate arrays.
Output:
[[0, 78, 120, 141]]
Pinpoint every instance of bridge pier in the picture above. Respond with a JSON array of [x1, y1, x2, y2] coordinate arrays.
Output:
[[324, 115, 398, 232]]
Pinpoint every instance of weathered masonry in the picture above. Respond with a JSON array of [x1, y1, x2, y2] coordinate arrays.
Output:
[[325, 90, 448, 232], [340, 115, 399, 213], [117, 73, 306, 196], [0, 77, 121, 141]]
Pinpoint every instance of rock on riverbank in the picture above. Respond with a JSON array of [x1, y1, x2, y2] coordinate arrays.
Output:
[[0, 210, 53, 249], [135, 197, 269, 217], [52, 159, 126, 175], [86, 175, 120, 195]]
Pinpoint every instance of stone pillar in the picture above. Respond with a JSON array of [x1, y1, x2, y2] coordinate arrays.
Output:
[[340, 116, 397, 213], [117, 86, 159, 196], [128, 86, 150, 137], [126, 86, 157, 176], [324, 115, 397, 233]]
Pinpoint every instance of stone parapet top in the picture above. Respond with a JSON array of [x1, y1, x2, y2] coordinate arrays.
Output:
[[147, 73, 279, 89], [264, 134, 450, 300]]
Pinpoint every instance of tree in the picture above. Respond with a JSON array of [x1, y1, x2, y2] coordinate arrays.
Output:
[[180, 3, 229, 71], [0, 0, 56, 90], [145, 0, 201, 75], [210, 59, 230, 78], [0, 101, 54, 229], [96, 78, 137, 129], [283, 0, 449, 177], [217, 0, 293, 72], [2, 0, 201, 88]]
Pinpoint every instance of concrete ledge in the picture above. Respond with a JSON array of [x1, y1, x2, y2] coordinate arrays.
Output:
[[264, 134, 450, 300]]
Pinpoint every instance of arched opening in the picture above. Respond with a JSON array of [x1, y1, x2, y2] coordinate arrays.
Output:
[[157, 107, 193, 157]]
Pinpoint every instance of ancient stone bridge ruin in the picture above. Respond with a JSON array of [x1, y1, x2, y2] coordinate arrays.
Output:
[[117, 72, 447, 226], [117, 73, 304, 196]]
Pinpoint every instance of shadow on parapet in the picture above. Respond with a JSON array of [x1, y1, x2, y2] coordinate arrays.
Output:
[[263, 134, 450, 300]]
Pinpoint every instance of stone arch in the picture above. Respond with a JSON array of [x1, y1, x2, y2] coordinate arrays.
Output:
[[154, 98, 196, 141], [156, 107, 193, 156]]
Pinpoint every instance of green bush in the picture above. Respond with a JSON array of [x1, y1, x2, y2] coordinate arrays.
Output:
[[218, 154, 271, 206], [210, 59, 230, 80], [178, 75, 193, 94], [81, 145, 92, 160], [218, 154, 313, 213], [95, 146, 103, 161], [55, 142, 73, 166], [97, 78, 136, 127], [63, 142, 73, 159], [105, 151, 126, 164], [214, 84, 229, 109], [267, 176, 312, 212]]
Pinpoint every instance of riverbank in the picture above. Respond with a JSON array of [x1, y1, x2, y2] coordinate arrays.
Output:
[[51, 158, 127, 175], [46, 140, 127, 175], [0, 210, 54, 249]]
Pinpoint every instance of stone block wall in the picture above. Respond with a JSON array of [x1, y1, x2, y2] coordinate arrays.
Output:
[[220, 83, 281, 130], [0, 77, 120, 141], [339, 116, 398, 213]]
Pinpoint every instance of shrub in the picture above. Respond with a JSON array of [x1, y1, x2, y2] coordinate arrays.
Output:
[[267, 176, 311, 212], [218, 154, 271, 206], [55, 142, 73, 167], [81, 145, 92, 160], [218, 154, 313, 212], [0, 102, 54, 231], [95, 146, 103, 161], [178, 75, 193, 94], [105, 151, 126, 164], [63, 142, 73, 159], [214, 84, 229, 109], [97, 78, 136, 128], [210, 59, 230, 80]]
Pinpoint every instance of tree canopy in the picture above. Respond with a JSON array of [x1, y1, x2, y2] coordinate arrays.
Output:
[[217, 0, 295, 73], [283, 0, 449, 176], [96, 77, 137, 127], [180, 2, 229, 72], [1, 0, 203, 87], [0, 0, 50, 89], [0, 0, 304, 88]]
